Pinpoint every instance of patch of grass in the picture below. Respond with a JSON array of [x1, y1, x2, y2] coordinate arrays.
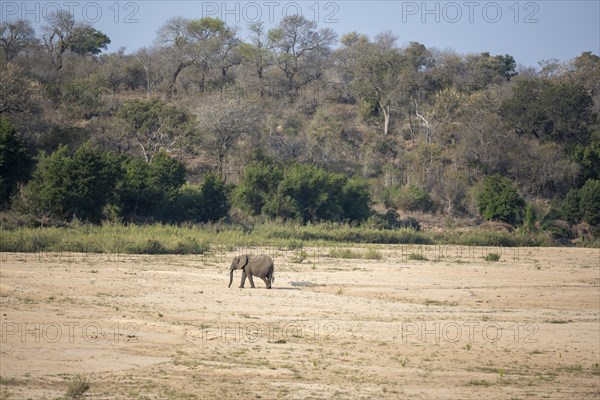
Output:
[[290, 281, 320, 287], [329, 248, 356, 259], [424, 299, 458, 307], [363, 248, 383, 260], [65, 375, 90, 398], [0, 218, 563, 255], [467, 379, 492, 387], [290, 249, 308, 263], [560, 364, 583, 373], [483, 252, 501, 262], [546, 319, 571, 324], [329, 247, 383, 260], [407, 252, 428, 261]]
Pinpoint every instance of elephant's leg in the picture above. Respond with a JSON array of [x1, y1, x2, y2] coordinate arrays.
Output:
[[239, 270, 247, 288], [247, 273, 256, 288], [260, 277, 271, 289]]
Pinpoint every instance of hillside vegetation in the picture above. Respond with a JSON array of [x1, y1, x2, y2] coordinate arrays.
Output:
[[1, 14, 599, 246]]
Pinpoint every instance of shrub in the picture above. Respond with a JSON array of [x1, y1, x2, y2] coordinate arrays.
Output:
[[19, 145, 121, 223], [116, 151, 186, 221], [199, 173, 230, 222], [381, 184, 435, 212], [477, 174, 525, 224], [236, 162, 370, 223], [366, 210, 421, 231], [560, 179, 600, 228], [561, 189, 582, 223], [65, 375, 90, 398], [579, 179, 600, 226], [233, 161, 282, 216], [483, 253, 501, 262], [0, 117, 34, 208]]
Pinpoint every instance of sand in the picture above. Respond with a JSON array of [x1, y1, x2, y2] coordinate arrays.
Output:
[[0, 245, 599, 399]]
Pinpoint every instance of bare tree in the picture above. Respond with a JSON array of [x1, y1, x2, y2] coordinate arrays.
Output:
[[0, 19, 37, 66], [42, 10, 75, 70], [135, 47, 159, 98], [116, 98, 197, 162], [196, 101, 260, 179], [270, 15, 337, 94]]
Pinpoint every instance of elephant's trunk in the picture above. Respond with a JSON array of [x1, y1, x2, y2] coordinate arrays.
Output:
[[228, 267, 234, 288]]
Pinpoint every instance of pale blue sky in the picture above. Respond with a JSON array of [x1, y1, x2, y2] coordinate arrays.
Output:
[[4, 1, 599, 68]]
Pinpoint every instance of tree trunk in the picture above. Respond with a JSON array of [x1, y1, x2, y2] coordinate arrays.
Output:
[[379, 100, 391, 136], [167, 62, 187, 98]]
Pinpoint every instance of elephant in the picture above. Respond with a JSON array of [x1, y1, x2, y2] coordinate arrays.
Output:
[[228, 254, 275, 289]]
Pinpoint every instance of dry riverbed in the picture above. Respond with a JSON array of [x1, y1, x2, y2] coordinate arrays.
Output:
[[0, 246, 599, 399]]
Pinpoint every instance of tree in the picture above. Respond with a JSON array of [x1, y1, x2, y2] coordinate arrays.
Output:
[[579, 179, 600, 226], [198, 172, 230, 221], [68, 25, 110, 55], [561, 179, 600, 227], [116, 98, 197, 162], [234, 161, 370, 223], [269, 15, 337, 94], [464, 52, 517, 91], [134, 47, 159, 98], [100, 49, 129, 102], [570, 140, 600, 184], [501, 79, 595, 145], [116, 151, 186, 220], [42, 11, 110, 70], [0, 64, 39, 115], [0, 117, 33, 207], [336, 32, 408, 136], [0, 19, 37, 66], [477, 174, 525, 224], [20, 145, 121, 222], [239, 22, 275, 83], [196, 101, 259, 179], [157, 17, 235, 97], [233, 161, 282, 216]]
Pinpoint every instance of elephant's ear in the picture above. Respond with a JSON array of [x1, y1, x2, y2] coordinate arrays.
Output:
[[240, 255, 249, 269]]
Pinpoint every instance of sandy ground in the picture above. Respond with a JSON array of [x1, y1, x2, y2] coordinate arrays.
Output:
[[0, 245, 599, 399]]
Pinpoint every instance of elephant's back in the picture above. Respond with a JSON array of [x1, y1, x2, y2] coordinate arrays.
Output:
[[248, 254, 273, 265]]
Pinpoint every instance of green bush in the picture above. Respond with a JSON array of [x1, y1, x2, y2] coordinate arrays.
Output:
[[366, 210, 421, 231], [116, 150, 186, 221], [19, 145, 121, 223], [0, 117, 34, 207], [381, 184, 435, 212], [477, 174, 525, 225], [199, 173, 230, 222], [233, 161, 282, 216], [235, 162, 371, 223], [561, 189, 582, 223], [579, 179, 600, 226], [560, 179, 600, 227]]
